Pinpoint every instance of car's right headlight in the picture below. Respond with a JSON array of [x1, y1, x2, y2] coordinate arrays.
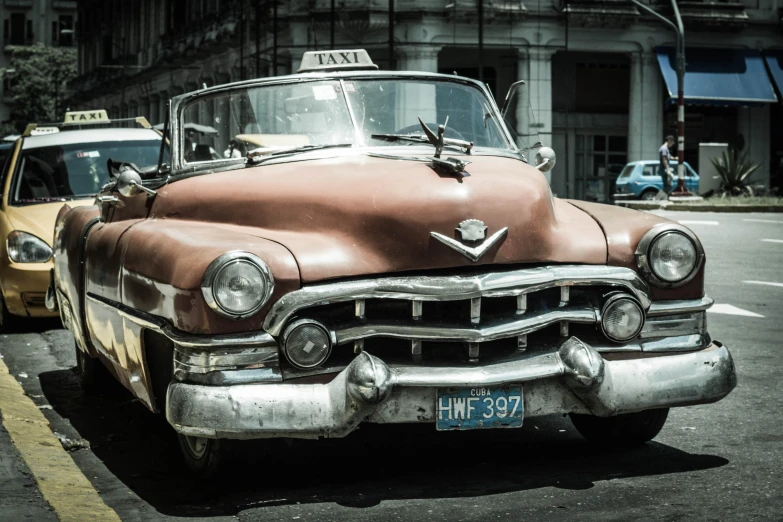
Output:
[[7, 231, 53, 263], [201, 252, 274, 319], [636, 225, 704, 287]]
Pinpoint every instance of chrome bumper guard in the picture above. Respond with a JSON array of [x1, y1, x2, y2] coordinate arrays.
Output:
[[166, 337, 736, 440]]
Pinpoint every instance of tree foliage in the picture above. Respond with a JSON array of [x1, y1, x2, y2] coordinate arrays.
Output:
[[1, 43, 77, 135]]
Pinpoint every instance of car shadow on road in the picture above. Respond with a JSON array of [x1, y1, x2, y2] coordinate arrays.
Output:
[[39, 368, 729, 518]]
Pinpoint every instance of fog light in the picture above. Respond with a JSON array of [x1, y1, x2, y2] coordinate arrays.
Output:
[[283, 319, 332, 369], [601, 295, 644, 343]]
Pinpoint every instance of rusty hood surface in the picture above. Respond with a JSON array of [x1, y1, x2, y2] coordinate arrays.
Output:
[[151, 154, 608, 283]]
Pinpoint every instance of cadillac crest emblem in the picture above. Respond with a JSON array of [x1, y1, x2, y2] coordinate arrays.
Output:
[[430, 219, 509, 262], [456, 219, 488, 242]]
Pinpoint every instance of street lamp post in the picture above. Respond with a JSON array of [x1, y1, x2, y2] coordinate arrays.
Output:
[[629, 0, 691, 196]]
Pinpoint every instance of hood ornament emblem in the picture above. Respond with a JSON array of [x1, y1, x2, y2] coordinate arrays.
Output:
[[456, 219, 487, 242], [431, 219, 508, 262]]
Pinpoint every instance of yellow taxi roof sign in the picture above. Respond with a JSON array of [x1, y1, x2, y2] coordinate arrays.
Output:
[[297, 49, 378, 73], [63, 110, 110, 125], [30, 126, 60, 135]]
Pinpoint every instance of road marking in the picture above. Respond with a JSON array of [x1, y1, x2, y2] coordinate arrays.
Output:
[[745, 219, 783, 224], [678, 220, 719, 226], [762, 239, 783, 244], [707, 304, 764, 318], [0, 360, 121, 522], [743, 280, 783, 288]]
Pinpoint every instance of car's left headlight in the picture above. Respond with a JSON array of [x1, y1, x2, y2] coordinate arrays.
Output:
[[201, 252, 274, 319], [636, 224, 704, 287], [7, 231, 52, 263]]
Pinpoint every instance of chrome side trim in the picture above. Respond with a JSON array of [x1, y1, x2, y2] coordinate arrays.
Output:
[[173, 345, 279, 373], [647, 296, 713, 316], [86, 293, 277, 349], [263, 265, 651, 336], [334, 307, 598, 344]]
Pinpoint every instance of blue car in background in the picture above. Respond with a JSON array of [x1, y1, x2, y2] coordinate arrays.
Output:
[[614, 160, 700, 200]]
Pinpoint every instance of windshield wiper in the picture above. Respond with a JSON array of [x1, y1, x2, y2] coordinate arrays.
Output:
[[371, 131, 473, 154], [247, 143, 353, 165]]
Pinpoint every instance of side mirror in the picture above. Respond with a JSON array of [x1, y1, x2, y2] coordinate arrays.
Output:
[[535, 147, 556, 173], [110, 162, 157, 198]]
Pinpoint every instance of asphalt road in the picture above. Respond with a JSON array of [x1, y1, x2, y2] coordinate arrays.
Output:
[[0, 211, 781, 522]]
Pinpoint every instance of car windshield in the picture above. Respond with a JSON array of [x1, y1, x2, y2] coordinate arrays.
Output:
[[11, 139, 166, 204], [179, 78, 511, 164]]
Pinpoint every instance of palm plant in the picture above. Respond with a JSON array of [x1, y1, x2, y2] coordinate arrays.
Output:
[[711, 148, 759, 196]]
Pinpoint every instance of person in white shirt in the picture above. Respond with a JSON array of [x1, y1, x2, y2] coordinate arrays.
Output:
[[658, 135, 675, 194]]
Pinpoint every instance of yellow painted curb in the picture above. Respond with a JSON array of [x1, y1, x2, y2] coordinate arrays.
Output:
[[0, 359, 121, 522]]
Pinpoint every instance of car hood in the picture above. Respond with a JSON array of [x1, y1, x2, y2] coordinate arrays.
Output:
[[152, 154, 607, 283], [4, 199, 95, 246]]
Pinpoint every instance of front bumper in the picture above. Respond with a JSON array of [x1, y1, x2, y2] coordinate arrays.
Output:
[[1, 261, 58, 318], [612, 192, 638, 201], [166, 337, 736, 440]]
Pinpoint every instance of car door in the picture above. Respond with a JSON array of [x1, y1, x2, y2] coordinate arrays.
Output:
[[83, 173, 157, 408]]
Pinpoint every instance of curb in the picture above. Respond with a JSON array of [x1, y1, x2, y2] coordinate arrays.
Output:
[[616, 201, 783, 213]]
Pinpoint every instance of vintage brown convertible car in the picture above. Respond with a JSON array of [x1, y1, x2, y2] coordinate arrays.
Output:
[[50, 50, 736, 474]]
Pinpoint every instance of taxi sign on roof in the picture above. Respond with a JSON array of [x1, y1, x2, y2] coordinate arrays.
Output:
[[63, 109, 110, 125], [30, 126, 60, 135], [297, 49, 378, 73]]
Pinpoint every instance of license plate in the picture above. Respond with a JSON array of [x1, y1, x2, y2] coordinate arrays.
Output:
[[436, 386, 523, 431]]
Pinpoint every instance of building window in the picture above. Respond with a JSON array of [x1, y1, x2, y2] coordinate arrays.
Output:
[[52, 15, 74, 46], [4, 13, 27, 46], [575, 134, 627, 203]]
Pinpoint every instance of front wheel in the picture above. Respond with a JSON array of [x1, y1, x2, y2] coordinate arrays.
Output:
[[74, 339, 110, 394], [640, 189, 658, 201], [177, 434, 225, 477], [569, 408, 669, 446]]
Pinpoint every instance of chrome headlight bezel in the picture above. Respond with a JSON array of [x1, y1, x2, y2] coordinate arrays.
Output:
[[201, 251, 274, 320], [282, 318, 335, 369], [635, 224, 704, 288], [7, 231, 53, 263], [600, 293, 645, 343]]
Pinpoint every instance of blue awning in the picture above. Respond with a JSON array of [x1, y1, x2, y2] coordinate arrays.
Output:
[[765, 52, 783, 97], [656, 47, 778, 106]]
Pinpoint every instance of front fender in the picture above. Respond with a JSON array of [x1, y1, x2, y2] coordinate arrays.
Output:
[[566, 200, 705, 301], [117, 220, 301, 334]]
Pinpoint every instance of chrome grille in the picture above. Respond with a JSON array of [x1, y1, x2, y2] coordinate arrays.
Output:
[[266, 266, 714, 377]]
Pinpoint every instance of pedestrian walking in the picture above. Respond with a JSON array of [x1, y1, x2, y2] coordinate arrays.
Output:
[[657, 135, 675, 198]]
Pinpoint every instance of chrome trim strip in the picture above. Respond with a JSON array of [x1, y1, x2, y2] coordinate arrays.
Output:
[[640, 312, 705, 339], [263, 265, 651, 336], [173, 345, 279, 374], [86, 294, 277, 349], [647, 296, 713, 316], [334, 307, 598, 344], [390, 352, 563, 387]]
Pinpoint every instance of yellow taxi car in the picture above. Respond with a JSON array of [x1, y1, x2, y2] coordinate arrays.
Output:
[[0, 110, 166, 330]]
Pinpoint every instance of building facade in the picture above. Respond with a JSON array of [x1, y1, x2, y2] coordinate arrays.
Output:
[[1, 0, 77, 122], [72, 0, 783, 199]]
